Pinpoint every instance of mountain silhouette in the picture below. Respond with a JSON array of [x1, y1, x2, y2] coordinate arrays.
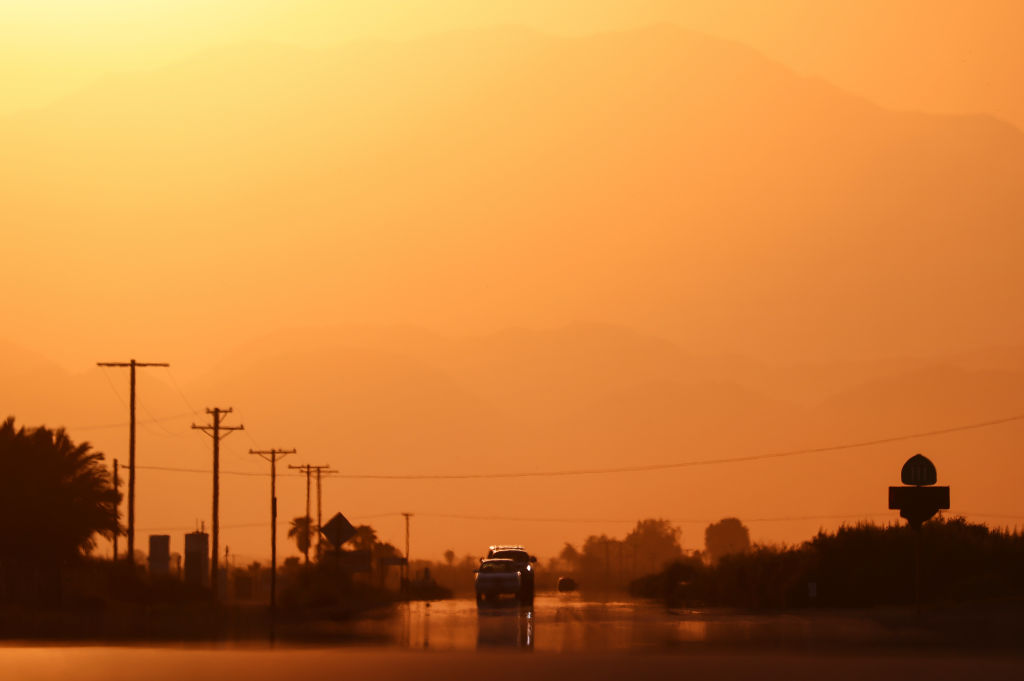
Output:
[[3, 25, 1024, 365]]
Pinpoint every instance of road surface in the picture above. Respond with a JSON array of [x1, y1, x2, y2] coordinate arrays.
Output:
[[2, 595, 1021, 680]]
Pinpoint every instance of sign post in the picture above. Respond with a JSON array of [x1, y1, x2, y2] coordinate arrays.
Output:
[[888, 453, 950, 614]]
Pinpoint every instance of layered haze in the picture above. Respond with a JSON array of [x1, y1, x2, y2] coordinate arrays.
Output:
[[4, 1, 1024, 126], [3, 18, 1024, 562], [5, 26, 1024, 366]]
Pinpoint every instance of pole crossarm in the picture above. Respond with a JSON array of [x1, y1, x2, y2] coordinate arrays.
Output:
[[192, 407, 245, 437], [288, 463, 333, 471], [97, 362, 170, 368], [250, 448, 297, 462]]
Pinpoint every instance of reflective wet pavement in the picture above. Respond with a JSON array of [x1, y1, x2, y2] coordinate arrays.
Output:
[[338, 593, 923, 651], [3, 596, 1023, 681]]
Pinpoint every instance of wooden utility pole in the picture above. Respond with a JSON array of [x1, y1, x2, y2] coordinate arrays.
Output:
[[250, 448, 295, 642], [314, 466, 335, 561], [288, 464, 334, 564], [97, 359, 169, 564], [288, 464, 313, 565], [192, 407, 243, 600], [112, 458, 119, 561], [402, 512, 413, 586]]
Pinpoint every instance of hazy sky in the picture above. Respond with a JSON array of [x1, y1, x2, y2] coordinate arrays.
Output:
[[3, 1, 1023, 124], [3, 1, 1023, 563]]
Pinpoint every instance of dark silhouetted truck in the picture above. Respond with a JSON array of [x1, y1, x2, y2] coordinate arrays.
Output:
[[475, 558, 522, 605]]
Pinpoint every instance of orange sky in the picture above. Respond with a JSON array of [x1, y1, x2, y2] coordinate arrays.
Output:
[[3, 1, 1024, 564], [4, 1, 1024, 124]]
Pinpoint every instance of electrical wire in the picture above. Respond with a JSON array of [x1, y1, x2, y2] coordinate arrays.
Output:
[[98, 366, 130, 410], [134, 510, 1024, 535], [136, 411, 1024, 480], [70, 412, 193, 432], [343, 412, 1024, 479], [137, 512, 402, 534], [137, 464, 277, 478], [162, 366, 202, 416], [414, 511, 897, 524], [136, 401, 181, 438]]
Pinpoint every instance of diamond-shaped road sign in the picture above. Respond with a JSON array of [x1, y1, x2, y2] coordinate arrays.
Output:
[[320, 512, 357, 549]]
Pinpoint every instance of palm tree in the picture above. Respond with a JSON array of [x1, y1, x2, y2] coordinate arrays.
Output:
[[0, 418, 120, 602], [287, 516, 315, 559], [559, 542, 581, 570], [348, 524, 378, 552]]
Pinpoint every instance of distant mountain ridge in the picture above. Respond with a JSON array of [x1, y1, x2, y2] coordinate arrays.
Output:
[[4, 25, 1024, 364]]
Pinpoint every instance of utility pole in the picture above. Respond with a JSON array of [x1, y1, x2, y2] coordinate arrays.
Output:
[[402, 512, 413, 587], [288, 464, 334, 564], [97, 359, 169, 564], [250, 448, 295, 643], [112, 458, 119, 561], [314, 466, 335, 561], [288, 464, 313, 565], [192, 407, 243, 600]]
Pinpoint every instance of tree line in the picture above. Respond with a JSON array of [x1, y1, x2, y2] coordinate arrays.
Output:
[[631, 517, 1024, 609], [0, 418, 119, 605]]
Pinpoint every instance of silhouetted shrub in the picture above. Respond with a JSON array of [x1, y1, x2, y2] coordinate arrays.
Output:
[[633, 518, 1024, 609]]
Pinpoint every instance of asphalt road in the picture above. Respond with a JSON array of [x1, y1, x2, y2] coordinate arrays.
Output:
[[3, 596, 1022, 680], [338, 594, 965, 651], [2, 647, 1022, 681]]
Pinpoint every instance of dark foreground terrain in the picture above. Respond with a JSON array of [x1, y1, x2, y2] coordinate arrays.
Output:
[[1, 647, 1022, 681]]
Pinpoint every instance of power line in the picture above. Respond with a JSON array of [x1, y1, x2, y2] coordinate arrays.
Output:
[[412, 511, 896, 524], [959, 512, 1024, 521], [137, 464, 292, 477], [125, 411, 1024, 481], [136, 400, 180, 438], [69, 412, 194, 432], [98, 366, 130, 410], [224, 405, 263, 450], [133, 510, 1024, 535], [387, 510, 1024, 524], [163, 366, 202, 416], [136, 512, 398, 534], [333, 412, 1024, 479]]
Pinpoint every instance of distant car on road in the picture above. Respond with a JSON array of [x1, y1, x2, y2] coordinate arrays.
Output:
[[486, 545, 537, 605], [475, 558, 522, 606], [557, 576, 578, 592]]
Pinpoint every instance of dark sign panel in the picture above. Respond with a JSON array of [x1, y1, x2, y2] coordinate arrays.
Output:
[[901, 453, 938, 486], [319, 512, 358, 548], [890, 455, 950, 527], [888, 485, 950, 511]]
